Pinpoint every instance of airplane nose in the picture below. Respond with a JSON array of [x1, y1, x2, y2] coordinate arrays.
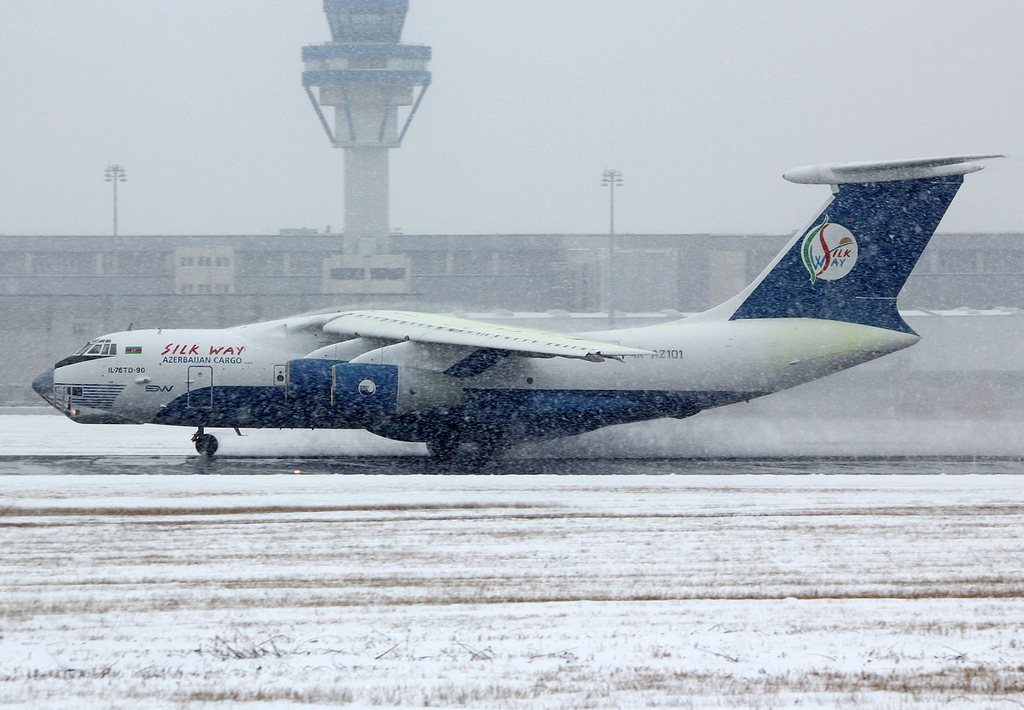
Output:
[[32, 367, 54, 401]]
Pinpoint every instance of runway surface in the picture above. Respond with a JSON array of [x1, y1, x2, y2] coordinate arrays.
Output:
[[4, 410, 1024, 475], [1, 453, 1023, 476]]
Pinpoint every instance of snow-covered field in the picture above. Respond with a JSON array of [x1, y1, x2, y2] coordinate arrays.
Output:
[[2, 472, 1024, 708]]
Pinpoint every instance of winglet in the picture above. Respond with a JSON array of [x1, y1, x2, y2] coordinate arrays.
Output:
[[783, 154, 1003, 185]]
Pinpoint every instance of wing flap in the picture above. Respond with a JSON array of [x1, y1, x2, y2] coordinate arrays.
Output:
[[320, 310, 649, 361]]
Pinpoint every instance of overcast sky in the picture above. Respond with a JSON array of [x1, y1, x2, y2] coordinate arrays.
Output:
[[1, 0, 1021, 236]]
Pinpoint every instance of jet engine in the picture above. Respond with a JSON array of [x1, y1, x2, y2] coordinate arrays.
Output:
[[286, 359, 463, 425]]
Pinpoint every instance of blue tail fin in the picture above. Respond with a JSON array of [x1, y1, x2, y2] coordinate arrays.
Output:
[[727, 155, 998, 334]]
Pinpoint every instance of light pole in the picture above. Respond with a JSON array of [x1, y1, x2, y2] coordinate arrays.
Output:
[[601, 169, 623, 327], [104, 164, 127, 329], [104, 164, 127, 237]]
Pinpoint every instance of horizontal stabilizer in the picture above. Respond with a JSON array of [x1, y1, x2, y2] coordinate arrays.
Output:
[[320, 310, 651, 361], [783, 154, 1003, 185]]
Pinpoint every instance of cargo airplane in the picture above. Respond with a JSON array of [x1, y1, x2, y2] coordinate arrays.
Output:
[[33, 155, 999, 458]]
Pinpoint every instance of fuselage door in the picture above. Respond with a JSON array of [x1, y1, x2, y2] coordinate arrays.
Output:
[[187, 365, 214, 408]]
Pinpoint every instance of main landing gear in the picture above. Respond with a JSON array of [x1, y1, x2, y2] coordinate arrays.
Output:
[[425, 431, 460, 459], [192, 427, 219, 457], [425, 432, 507, 462]]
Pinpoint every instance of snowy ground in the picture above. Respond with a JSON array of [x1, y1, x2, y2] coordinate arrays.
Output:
[[2, 472, 1024, 708]]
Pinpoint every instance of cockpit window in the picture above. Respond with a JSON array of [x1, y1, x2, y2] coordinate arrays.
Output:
[[74, 339, 115, 356]]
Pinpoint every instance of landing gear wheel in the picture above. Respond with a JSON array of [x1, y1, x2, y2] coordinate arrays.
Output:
[[426, 433, 461, 459], [426, 434, 508, 462], [471, 438, 507, 461], [192, 429, 219, 457], [194, 434, 218, 456]]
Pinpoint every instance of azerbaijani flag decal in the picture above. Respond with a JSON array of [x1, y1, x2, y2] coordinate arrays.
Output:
[[125, 346, 143, 355]]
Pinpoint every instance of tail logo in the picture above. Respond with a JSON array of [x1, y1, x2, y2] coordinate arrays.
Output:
[[801, 215, 858, 283]]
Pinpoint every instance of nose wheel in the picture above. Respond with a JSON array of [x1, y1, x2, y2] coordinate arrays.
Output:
[[192, 428, 219, 457]]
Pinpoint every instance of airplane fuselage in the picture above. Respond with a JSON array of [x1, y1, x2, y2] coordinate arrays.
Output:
[[37, 316, 917, 443]]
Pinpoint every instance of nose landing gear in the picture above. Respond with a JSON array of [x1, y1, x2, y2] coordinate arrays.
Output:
[[192, 427, 219, 457]]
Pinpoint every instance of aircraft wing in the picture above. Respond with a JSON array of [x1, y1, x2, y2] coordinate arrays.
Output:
[[320, 310, 650, 362]]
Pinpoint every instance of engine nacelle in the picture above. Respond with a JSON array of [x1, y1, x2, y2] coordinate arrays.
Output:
[[286, 359, 463, 424]]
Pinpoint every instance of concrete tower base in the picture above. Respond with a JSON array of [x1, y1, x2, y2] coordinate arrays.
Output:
[[344, 147, 389, 256]]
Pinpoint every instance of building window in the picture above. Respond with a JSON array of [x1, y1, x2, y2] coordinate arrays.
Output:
[[349, 57, 388, 69], [370, 268, 407, 281], [499, 253, 546, 276], [983, 250, 1024, 274], [330, 268, 366, 280], [453, 251, 493, 275], [940, 251, 979, 274], [32, 252, 96, 276], [111, 252, 172, 277], [237, 252, 285, 277], [288, 252, 323, 275], [336, 12, 402, 42], [0, 253, 26, 275], [410, 252, 446, 275]]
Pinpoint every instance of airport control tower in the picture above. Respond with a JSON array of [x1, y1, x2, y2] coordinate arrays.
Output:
[[303, 0, 431, 267]]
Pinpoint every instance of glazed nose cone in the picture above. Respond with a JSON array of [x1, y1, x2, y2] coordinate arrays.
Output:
[[32, 367, 54, 401]]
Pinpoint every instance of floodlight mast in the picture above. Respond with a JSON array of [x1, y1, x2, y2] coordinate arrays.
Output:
[[602, 169, 623, 327], [104, 164, 127, 238], [302, 0, 431, 257], [103, 163, 127, 330]]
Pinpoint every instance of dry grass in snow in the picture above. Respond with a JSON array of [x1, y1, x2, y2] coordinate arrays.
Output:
[[1, 473, 1023, 708]]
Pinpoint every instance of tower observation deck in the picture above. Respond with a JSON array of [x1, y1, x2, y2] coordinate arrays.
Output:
[[303, 0, 431, 262]]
